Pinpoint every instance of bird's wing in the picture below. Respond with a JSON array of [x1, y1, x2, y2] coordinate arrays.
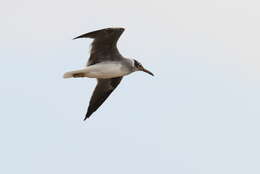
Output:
[[73, 28, 125, 65], [84, 77, 123, 120]]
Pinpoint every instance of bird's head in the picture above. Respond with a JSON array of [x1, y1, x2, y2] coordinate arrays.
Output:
[[133, 59, 154, 76]]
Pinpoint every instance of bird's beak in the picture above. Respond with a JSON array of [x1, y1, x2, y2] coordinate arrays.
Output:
[[141, 67, 154, 76]]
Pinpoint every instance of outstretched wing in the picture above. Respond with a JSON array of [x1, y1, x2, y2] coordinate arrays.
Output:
[[84, 77, 123, 120], [73, 27, 125, 66]]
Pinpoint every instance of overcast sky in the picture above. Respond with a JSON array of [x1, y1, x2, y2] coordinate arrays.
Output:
[[1, 0, 260, 173]]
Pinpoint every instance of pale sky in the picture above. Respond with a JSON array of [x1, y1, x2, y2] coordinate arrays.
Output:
[[1, 0, 260, 173]]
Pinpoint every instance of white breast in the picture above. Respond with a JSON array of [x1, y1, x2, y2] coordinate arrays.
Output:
[[84, 62, 130, 78], [63, 61, 133, 79]]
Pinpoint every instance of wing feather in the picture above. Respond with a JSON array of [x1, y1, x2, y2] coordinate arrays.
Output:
[[84, 77, 123, 120], [74, 28, 125, 65]]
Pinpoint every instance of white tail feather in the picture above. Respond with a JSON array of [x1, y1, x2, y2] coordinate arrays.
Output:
[[63, 72, 73, 78], [63, 68, 88, 78]]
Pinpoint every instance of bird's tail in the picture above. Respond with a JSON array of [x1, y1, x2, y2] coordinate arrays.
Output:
[[63, 69, 87, 78]]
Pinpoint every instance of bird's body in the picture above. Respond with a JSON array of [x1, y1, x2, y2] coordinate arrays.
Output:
[[64, 59, 134, 79], [63, 27, 153, 120]]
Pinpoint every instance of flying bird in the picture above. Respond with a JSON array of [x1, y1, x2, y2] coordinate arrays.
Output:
[[63, 27, 154, 120]]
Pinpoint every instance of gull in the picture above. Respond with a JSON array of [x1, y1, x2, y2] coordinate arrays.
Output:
[[63, 27, 154, 120]]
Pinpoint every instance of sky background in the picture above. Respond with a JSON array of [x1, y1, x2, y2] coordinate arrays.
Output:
[[1, 0, 260, 173]]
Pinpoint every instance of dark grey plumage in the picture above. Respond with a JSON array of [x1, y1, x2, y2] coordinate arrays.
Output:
[[74, 28, 125, 66], [74, 28, 125, 120], [84, 77, 122, 120], [65, 27, 154, 120]]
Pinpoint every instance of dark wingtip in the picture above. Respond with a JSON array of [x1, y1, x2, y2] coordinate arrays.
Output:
[[73, 32, 95, 40], [73, 35, 84, 40], [83, 115, 89, 121], [73, 27, 125, 40], [83, 111, 92, 121]]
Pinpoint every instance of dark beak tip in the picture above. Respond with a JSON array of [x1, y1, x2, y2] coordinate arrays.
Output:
[[149, 72, 154, 76], [142, 69, 154, 76]]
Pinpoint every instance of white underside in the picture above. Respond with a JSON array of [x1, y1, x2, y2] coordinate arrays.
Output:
[[63, 62, 131, 79]]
